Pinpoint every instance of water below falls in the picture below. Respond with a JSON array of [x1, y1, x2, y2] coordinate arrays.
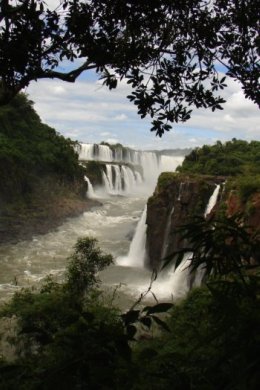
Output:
[[0, 196, 162, 305]]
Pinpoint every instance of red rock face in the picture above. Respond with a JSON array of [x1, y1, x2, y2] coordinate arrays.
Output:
[[226, 192, 260, 232]]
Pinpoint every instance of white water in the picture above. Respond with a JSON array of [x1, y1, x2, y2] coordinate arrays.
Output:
[[204, 184, 221, 217], [117, 205, 147, 267], [80, 143, 184, 198], [149, 253, 193, 300], [84, 176, 96, 199]]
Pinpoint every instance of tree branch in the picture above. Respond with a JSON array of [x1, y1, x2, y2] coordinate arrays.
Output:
[[37, 61, 97, 82]]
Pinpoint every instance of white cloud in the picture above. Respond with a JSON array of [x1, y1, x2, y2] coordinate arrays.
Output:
[[100, 132, 114, 137], [27, 74, 260, 150], [105, 138, 120, 144], [114, 114, 127, 121]]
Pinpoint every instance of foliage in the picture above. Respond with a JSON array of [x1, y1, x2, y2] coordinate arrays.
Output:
[[156, 172, 178, 191], [164, 213, 260, 296], [0, 93, 84, 201], [133, 283, 260, 389], [65, 237, 113, 297], [227, 175, 260, 202], [0, 237, 130, 390], [0, 1, 259, 135], [178, 139, 260, 176]]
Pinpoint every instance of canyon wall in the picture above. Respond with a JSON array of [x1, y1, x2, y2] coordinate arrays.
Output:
[[145, 173, 224, 270]]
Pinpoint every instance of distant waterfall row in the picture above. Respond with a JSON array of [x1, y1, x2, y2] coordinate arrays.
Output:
[[79, 143, 184, 197], [102, 164, 142, 195], [79, 143, 141, 164]]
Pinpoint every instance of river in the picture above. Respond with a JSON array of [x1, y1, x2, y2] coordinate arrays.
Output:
[[0, 151, 187, 307]]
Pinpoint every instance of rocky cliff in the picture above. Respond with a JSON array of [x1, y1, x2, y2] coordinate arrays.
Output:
[[145, 173, 225, 270]]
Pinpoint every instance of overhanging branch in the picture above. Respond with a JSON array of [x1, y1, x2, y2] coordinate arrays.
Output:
[[0, 61, 97, 105], [37, 61, 97, 82]]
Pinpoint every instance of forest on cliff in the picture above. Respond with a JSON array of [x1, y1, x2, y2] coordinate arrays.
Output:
[[0, 93, 84, 202], [0, 94, 90, 242]]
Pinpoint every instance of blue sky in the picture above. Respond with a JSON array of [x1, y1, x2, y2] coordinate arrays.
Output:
[[25, 0, 260, 151]]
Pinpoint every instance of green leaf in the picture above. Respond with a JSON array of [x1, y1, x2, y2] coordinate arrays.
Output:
[[140, 316, 152, 328], [143, 303, 173, 315], [121, 309, 140, 326]]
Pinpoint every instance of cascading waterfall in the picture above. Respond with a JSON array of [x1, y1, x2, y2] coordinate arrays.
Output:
[[117, 205, 147, 267], [84, 176, 96, 199], [97, 145, 113, 162], [121, 166, 136, 194], [79, 144, 94, 160], [204, 184, 221, 217], [80, 144, 113, 162], [160, 155, 184, 172], [151, 252, 193, 300], [177, 182, 184, 200], [102, 164, 139, 195], [79, 143, 184, 197], [192, 184, 222, 286], [103, 165, 114, 193]]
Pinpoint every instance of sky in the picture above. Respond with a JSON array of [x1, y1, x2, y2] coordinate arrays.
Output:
[[27, 73, 260, 151], [25, 1, 260, 151]]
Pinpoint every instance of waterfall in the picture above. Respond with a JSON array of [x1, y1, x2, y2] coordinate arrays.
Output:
[[121, 166, 137, 193], [97, 145, 113, 162], [151, 253, 192, 300], [84, 176, 96, 198], [135, 171, 143, 184], [190, 184, 221, 286], [178, 182, 184, 200], [103, 165, 114, 193], [140, 152, 160, 188], [160, 155, 184, 172], [113, 165, 123, 193], [79, 144, 94, 160], [117, 205, 147, 267], [204, 184, 221, 217], [79, 142, 184, 197]]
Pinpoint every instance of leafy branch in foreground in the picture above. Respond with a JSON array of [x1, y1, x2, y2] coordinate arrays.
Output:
[[0, 1, 259, 135], [164, 213, 260, 297]]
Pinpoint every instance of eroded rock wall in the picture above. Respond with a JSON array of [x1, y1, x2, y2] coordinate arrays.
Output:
[[145, 173, 223, 270]]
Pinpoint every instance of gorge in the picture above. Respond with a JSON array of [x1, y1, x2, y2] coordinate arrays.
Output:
[[0, 141, 225, 305]]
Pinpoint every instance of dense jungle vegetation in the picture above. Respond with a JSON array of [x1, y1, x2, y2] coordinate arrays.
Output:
[[0, 93, 84, 203], [178, 139, 260, 176], [0, 94, 89, 242]]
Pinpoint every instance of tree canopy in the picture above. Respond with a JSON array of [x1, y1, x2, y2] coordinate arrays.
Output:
[[0, 0, 259, 135]]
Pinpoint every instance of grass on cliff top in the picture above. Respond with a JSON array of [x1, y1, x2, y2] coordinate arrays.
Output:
[[156, 172, 216, 192], [226, 175, 260, 202], [157, 172, 179, 190]]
